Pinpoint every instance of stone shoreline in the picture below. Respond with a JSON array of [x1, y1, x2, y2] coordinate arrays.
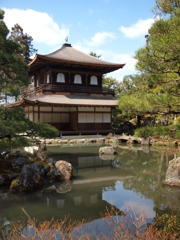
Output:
[[38, 135, 180, 147]]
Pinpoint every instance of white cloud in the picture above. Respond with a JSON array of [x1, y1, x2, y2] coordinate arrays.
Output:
[[85, 32, 116, 47], [3, 8, 69, 46], [119, 18, 155, 38], [102, 50, 137, 80]]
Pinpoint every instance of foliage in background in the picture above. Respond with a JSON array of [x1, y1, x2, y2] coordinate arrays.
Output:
[[153, 0, 180, 16], [89, 51, 102, 59], [10, 23, 37, 64], [0, 9, 30, 103], [134, 126, 168, 138], [118, 2, 180, 122], [102, 76, 121, 97]]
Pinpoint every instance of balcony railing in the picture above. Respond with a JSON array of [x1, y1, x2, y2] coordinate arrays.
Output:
[[22, 84, 115, 97]]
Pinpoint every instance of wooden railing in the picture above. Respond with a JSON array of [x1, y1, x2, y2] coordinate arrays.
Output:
[[22, 84, 114, 97]]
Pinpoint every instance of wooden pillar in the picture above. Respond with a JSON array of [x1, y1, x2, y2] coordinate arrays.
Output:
[[111, 108, 112, 130], [44, 72, 46, 84], [68, 73, 71, 85], [100, 75, 102, 88], [38, 106, 40, 122], [50, 70, 52, 84], [28, 106, 29, 119], [86, 74, 88, 87], [76, 106, 78, 130]]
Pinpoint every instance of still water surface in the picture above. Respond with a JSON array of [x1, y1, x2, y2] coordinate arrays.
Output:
[[0, 143, 179, 229]]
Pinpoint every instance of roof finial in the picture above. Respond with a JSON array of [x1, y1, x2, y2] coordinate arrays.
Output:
[[65, 36, 68, 43]]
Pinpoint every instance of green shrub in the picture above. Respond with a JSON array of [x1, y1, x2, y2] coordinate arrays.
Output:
[[154, 213, 180, 238], [134, 126, 168, 138], [134, 127, 154, 138]]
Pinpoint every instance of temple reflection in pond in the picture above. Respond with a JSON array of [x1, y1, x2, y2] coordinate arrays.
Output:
[[0, 144, 179, 230]]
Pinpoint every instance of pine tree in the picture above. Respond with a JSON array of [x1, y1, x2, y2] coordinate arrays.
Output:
[[10, 23, 37, 63], [0, 9, 59, 148], [0, 10, 29, 103], [118, 3, 180, 117]]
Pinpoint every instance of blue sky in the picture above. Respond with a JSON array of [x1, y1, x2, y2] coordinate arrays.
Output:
[[1, 0, 157, 80]]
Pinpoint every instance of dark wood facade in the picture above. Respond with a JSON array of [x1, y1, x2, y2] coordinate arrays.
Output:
[[13, 43, 125, 135]]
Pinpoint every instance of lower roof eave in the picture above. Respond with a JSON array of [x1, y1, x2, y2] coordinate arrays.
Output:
[[25, 99, 118, 108]]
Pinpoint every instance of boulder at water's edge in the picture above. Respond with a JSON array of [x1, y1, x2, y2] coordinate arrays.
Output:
[[165, 157, 180, 187], [10, 163, 45, 192], [55, 160, 73, 180], [99, 146, 116, 155]]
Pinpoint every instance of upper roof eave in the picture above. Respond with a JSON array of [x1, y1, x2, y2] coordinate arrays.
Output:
[[29, 54, 125, 70], [28, 44, 126, 71]]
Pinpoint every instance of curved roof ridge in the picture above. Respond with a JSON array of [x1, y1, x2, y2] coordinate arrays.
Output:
[[37, 43, 125, 66]]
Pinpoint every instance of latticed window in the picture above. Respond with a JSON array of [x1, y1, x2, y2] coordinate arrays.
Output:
[[74, 74, 82, 84], [47, 74, 49, 83], [90, 76, 98, 85], [57, 73, 65, 83]]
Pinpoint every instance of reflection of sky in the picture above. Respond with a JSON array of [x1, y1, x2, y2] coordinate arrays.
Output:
[[102, 180, 155, 219]]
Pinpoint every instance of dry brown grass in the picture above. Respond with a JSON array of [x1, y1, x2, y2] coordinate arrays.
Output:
[[1, 206, 178, 240]]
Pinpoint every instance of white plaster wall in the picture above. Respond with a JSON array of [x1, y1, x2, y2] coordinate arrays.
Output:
[[29, 106, 33, 112], [103, 113, 111, 123], [61, 113, 69, 122], [78, 107, 94, 112], [24, 107, 28, 113], [96, 107, 111, 112], [95, 113, 102, 123], [53, 107, 69, 112], [70, 107, 76, 112], [34, 113, 38, 122], [40, 113, 43, 122], [44, 113, 52, 122], [53, 113, 61, 123], [40, 106, 52, 112], [78, 113, 86, 123], [87, 113, 94, 123]]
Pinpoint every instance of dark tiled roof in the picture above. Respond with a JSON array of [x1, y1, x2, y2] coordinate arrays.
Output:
[[43, 44, 124, 66], [29, 43, 125, 71]]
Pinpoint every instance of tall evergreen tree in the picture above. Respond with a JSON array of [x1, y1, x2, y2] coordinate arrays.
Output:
[[10, 23, 37, 63], [0, 10, 29, 103], [154, 0, 180, 16], [118, 3, 180, 117], [0, 9, 59, 148]]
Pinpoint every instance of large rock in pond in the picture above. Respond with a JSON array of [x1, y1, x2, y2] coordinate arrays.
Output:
[[55, 161, 73, 180], [10, 163, 45, 192], [12, 156, 27, 170], [99, 146, 116, 155], [165, 157, 180, 187]]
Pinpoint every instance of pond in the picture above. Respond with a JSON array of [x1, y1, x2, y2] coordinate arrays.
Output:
[[0, 143, 180, 234]]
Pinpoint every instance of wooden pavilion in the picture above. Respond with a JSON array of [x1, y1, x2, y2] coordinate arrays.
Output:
[[12, 43, 125, 135]]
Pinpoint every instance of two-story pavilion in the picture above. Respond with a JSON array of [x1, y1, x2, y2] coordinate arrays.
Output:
[[12, 43, 125, 135]]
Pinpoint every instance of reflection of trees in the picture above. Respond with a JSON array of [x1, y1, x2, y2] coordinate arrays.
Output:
[[116, 146, 175, 214]]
